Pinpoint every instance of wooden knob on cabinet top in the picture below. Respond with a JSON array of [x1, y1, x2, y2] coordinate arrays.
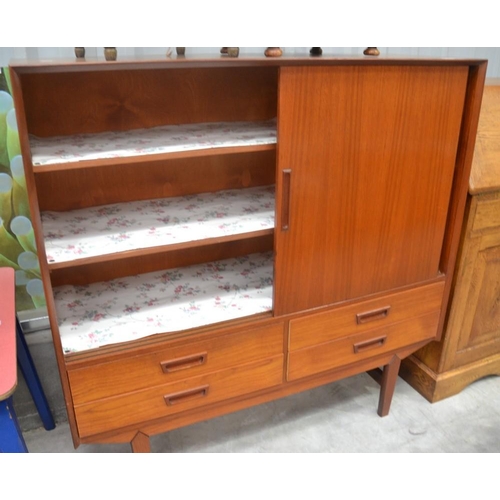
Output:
[[104, 47, 117, 61], [265, 47, 283, 57], [220, 47, 239, 57]]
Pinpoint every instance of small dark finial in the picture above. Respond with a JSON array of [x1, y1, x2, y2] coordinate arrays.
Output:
[[310, 47, 323, 56], [363, 47, 380, 56]]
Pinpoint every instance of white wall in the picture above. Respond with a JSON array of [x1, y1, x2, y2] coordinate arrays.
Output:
[[1, 47, 499, 77]]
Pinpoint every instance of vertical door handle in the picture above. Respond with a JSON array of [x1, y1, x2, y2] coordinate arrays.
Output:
[[281, 169, 292, 231]]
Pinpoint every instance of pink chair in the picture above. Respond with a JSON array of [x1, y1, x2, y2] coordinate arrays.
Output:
[[0, 267, 55, 453]]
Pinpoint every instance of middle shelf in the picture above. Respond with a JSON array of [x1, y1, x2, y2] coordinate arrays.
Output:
[[42, 185, 276, 268]]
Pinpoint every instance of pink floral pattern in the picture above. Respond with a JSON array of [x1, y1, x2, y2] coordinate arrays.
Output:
[[42, 186, 275, 264], [54, 252, 274, 353], [30, 120, 277, 166]]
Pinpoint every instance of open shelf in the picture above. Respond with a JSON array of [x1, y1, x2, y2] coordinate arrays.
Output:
[[30, 120, 277, 170], [54, 251, 274, 354], [42, 185, 275, 267]]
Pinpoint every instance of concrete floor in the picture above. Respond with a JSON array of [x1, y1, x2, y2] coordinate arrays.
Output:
[[13, 329, 500, 453]]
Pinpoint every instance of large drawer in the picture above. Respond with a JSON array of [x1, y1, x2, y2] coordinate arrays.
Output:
[[68, 322, 284, 405], [75, 355, 284, 437], [288, 281, 445, 351], [287, 311, 440, 381]]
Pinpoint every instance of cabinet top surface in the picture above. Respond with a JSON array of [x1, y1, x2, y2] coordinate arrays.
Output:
[[9, 53, 488, 73], [470, 80, 500, 195]]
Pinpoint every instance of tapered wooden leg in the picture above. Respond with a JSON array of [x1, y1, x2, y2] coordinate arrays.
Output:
[[377, 355, 402, 417], [131, 431, 151, 453]]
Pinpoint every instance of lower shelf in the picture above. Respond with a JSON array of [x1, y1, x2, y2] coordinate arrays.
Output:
[[54, 252, 274, 354]]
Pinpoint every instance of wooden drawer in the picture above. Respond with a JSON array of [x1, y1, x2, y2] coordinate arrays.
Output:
[[288, 281, 445, 351], [68, 322, 284, 405], [287, 311, 440, 381], [75, 355, 284, 437]]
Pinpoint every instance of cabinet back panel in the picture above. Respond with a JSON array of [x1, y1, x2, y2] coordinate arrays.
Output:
[[275, 65, 469, 314], [49, 234, 274, 286], [35, 150, 276, 211], [20, 67, 278, 137]]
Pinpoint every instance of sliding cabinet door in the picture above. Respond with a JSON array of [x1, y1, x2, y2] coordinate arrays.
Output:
[[274, 64, 468, 316]]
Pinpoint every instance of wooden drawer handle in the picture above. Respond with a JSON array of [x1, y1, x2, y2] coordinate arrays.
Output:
[[164, 385, 209, 406], [356, 306, 391, 325], [281, 169, 292, 231], [353, 335, 387, 353], [160, 352, 207, 374]]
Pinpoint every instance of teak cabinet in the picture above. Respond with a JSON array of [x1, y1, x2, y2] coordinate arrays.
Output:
[[400, 80, 500, 401], [9, 55, 486, 452]]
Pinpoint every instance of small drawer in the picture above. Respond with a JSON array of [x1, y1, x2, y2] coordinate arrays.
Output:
[[68, 322, 284, 405], [75, 354, 284, 438], [288, 281, 445, 351], [287, 311, 440, 382]]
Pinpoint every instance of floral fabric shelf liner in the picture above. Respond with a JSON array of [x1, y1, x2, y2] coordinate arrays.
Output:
[[42, 185, 275, 264], [55, 252, 274, 354], [30, 120, 277, 166]]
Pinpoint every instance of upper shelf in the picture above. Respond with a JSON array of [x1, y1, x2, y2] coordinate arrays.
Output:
[[29, 120, 277, 171]]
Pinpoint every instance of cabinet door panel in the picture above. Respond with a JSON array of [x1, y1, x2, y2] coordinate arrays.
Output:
[[275, 65, 468, 315]]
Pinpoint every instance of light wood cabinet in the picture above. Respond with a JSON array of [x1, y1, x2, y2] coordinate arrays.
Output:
[[9, 54, 486, 452], [400, 81, 500, 401]]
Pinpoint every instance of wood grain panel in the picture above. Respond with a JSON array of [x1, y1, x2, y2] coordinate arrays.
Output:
[[462, 243, 500, 350], [20, 66, 278, 137], [275, 65, 468, 315], [68, 322, 284, 404], [469, 85, 500, 194], [471, 194, 500, 232]]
